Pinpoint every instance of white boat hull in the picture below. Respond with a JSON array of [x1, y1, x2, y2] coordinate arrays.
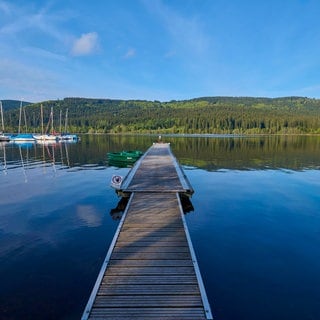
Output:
[[33, 134, 57, 141]]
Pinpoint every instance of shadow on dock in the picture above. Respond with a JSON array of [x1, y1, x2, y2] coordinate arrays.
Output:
[[110, 194, 194, 220]]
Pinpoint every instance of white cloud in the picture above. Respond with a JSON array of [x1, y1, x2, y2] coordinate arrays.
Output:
[[124, 48, 136, 59], [71, 32, 99, 56], [77, 205, 102, 227], [143, 0, 210, 57], [164, 50, 176, 58], [0, 58, 68, 102], [0, 1, 11, 14], [22, 46, 67, 62], [0, 1, 69, 44]]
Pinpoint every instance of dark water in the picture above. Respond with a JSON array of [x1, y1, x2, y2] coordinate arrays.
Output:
[[0, 135, 320, 320]]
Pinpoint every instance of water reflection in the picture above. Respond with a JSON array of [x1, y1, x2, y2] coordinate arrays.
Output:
[[168, 135, 320, 171], [1, 134, 320, 320], [0, 139, 104, 176], [77, 205, 103, 227], [110, 197, 129, 220], [2, 135, 319, 174], [82, 134, 320, 171]]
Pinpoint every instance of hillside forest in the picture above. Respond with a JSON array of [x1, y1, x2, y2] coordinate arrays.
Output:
[[2, 96, 320, 134]]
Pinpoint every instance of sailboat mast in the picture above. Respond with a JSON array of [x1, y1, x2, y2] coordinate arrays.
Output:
[[40, 104, 44, 135], [59, 109, 62, 134], [18, 101, 22, 134], [0, 101, 4, 132], [51, 107, 54, 134], [23, 107, 27, 133], [65, 108, 68, 133]]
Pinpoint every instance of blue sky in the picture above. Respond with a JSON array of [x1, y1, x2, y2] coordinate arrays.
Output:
[[1, 0, 320, 102]]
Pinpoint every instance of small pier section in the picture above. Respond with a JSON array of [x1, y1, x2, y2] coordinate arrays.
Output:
[[82, 143, 212, 319], [118, 143, 194, 196]]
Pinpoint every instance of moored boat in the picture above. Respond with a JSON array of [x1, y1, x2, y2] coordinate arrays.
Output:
[[33, 134, 57, 141], [11, 101, 35, 142], [56, 108, 79, 141], [0, 132, 10, 142], [107, 150, 143, 165], [0, 101, 10, 141], [57, 133, 79, 141], [33, 105, 58, 142], [11, 133, 35, 142]]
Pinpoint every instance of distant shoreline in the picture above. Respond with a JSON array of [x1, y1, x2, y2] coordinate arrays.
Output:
[[83, 132, 320, 137]]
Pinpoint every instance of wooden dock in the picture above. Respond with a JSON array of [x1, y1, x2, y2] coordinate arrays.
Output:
[[117, 142, 194, 196], [82, 143, 213, 319]]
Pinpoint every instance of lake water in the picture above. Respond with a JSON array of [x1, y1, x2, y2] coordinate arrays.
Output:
[[0, 135, 320, 320]]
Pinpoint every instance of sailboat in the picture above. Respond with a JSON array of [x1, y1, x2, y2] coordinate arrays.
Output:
[[33, 105, 57, 142], [11, 101, 35, 142], [56, 108, 79, 141], [0, 101, 10, 142]]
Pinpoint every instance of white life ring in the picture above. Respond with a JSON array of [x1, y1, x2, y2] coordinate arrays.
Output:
[[111, 175, 123, 188]]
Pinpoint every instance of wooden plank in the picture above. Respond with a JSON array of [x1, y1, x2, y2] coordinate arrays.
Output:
[[117, 230, 186, 238], [101, 275, 198, 285], [105, 266, 196, 275], [113, 246, 190, 253], [121, 222, 182, 228], [108, 259, 193, 267], [110, 252, 191, 260], [89, 307, 206, 319], [115, 241, 188, 247], [93, 295, 203, 307], [97, 284, 200, 295]]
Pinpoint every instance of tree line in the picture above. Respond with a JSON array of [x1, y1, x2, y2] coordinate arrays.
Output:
[[3, 96, 320, 134]]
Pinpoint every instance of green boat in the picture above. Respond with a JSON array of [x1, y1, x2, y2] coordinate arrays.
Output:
[[107, 150, 143, 166]]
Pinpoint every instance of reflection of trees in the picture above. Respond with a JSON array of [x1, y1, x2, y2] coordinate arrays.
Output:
[[73, 135, 320, 171], [169, 135, 320, 171], [3, 135, 320, 171]]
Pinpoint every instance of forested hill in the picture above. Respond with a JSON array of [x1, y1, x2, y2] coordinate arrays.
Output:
[[3, 96, 320, 134], [1, 100, 32, 110]]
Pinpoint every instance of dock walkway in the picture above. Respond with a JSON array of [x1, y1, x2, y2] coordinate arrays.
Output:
[[82, 143, 213, 319]]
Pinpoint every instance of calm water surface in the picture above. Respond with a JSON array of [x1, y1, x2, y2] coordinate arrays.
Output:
[[0, 135, 320, 320]]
